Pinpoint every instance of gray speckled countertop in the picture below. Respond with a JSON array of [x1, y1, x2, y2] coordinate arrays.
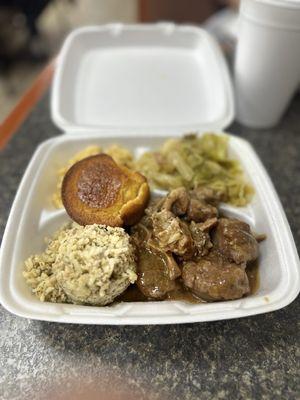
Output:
[[0, 93, 299, 400]]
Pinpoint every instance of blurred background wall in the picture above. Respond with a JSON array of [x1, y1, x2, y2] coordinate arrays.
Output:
[[0, 0, 231, 121], [0, 0, 137, 121]]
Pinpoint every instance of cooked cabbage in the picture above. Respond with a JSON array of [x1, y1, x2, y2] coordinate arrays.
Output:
[[133, 133, 253, 206]]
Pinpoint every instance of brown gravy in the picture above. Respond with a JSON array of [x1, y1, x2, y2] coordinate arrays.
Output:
[[246, 259, 260, 294], [116, 262, 259, 304]]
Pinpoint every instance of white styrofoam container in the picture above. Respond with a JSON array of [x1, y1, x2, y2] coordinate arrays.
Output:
[[0, 24, 299, 324]]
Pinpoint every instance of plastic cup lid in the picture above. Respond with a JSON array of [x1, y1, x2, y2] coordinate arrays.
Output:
[[256, 0, 300, 8], [240, 0, 300, 30]]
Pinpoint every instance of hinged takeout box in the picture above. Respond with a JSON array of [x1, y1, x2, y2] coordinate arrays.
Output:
[[0, 24, 299, 324]]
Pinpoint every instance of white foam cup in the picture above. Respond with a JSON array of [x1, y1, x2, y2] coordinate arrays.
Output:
[[234, 0, 300, 128]]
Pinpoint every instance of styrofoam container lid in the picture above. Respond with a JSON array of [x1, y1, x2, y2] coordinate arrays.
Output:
[[51, 24, 234, 136]]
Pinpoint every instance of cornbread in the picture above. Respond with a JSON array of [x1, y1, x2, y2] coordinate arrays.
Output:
[[52, 145, 102, 208], [62, 154, 150, 227], [52, 144, 134, 208]]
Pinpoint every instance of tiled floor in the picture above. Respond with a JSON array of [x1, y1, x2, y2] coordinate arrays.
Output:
[[0, 0, 137, 121]]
